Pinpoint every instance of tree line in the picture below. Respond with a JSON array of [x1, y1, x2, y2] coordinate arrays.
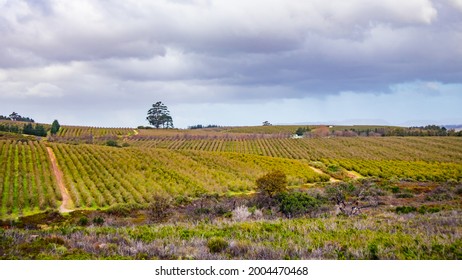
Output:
[[0, 112, 35, 123], [298, 125, 462, 138], [0, 112, 61, 137]]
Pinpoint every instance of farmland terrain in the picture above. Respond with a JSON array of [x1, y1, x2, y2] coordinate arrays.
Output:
[[1, 124, 461, 259]]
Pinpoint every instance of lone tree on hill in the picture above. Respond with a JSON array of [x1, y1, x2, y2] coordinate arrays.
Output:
[[9, 112, 20, 121], [147, 101, 174, 129]]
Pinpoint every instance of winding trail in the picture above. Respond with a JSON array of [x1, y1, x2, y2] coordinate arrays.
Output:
[[46, 147, 73, 213], [345, 170, 362, 179], [309, 166, 339, 182]]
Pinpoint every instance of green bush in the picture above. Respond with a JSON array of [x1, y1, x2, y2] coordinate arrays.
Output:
[[418, 206, 441, 214], [207, 237, 228, 253], [395, 193, 414, 198], [105, 203, 141, 216], [395, 206, 417, 214], [277, 191, 320, 218], [77, 217, 89, 226], [92, 216, 105, 226], [106, 140, 119, 147]]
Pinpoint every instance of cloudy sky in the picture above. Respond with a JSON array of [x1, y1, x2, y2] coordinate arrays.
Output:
[[1, 0, 461, 128]]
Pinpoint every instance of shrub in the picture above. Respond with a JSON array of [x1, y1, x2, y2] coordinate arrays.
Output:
[[426, 186, 454, 201], [395, 206, 417, 214], [418, 206, 441, 214], [92, 216, 105, 226], [77, 217, 89, 226], [228, 240, 251, 257], [106, 140, 119, 147], [149, 194, 172, 221], [395, 193, 414, 198], [232, 206, 251, 222], [105, 203, 142, 216], [207, 237, 228, 253], [277, 191, 320, 218], [256, 170, 288, 198], [368, 243, 379, 260], [455, 185, 462, 195], [390, 186, 400, 194]]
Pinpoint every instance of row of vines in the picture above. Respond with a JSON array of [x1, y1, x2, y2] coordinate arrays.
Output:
[[0, 140, 60, 217], [56, 126, 134, 138], [322, 159, 462, 182], [128, 137, 462, 162], [50, 144, 329, 209]]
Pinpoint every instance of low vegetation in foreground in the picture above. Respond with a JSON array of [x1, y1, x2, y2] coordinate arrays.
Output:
[[1, 178, 461, 260]]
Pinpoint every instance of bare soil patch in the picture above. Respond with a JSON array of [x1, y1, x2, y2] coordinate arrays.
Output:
[[46, 147, 73, 213]]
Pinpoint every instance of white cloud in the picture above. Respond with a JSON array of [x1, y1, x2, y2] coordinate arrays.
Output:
[[25, 83, 63, 98], [448, 0, 462, 12]]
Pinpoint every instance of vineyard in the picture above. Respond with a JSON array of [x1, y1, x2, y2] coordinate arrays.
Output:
[[0, 132, 462, 218], [0, 140, 60, 217], [48, 144, 329, 208], [127, 137, 462, 162], [1, 127, 462, 260], [56, 126, 135, 138]]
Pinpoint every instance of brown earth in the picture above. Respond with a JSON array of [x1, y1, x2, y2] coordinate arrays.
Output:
[[46, 147, 73, 213]]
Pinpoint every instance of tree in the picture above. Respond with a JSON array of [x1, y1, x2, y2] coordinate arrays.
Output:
[[9, 112, 20, 121], [256, 170, 288, 198], [295, 126, 311, 136], [146, 101, 174, 129], [262, 121, 272, 126], [50, 120, 61, 135], [23, 123, 34, 135]]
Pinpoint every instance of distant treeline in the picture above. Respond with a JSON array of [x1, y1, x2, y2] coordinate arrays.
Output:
[[0, 122, 47, 137], [302, 125, 462, 137], [0, 112, 35, 123], [188, 124, 220, 130]]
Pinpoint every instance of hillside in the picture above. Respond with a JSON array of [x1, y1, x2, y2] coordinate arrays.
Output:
[[1, 124, 462, 260], [1, 126, 461, 217]]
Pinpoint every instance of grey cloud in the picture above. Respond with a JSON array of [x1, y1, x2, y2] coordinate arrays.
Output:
[[1, 0, 461, 105]]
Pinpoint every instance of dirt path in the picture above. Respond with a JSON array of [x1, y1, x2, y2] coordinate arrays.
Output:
[[345, 170, 363, 179], [46, 147, 73, 213], [309, 166, 339, 182]]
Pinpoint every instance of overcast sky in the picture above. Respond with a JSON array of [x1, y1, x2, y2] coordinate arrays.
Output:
[[1, 0, 461, 128]]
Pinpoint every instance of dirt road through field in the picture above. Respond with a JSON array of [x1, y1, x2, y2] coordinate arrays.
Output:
[[46, 147, 73, 213], [309, 166, 339, 182]]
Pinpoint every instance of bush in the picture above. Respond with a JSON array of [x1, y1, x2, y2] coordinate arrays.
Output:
[[256, 170, 288, 198], [426, 186, 454, 201], [232, 206, 251, 222], [207, 237, 228, 253], [77, 217, 89, 226], [92, 216, 105, 226], [395, 206, 417, 214], [277, 191, 320, 218], [395, 193, 414, 198], [455, 185, 462, 195], [418, 206, 441, 214], [105, 203, 142, 216], [149, 195, 172, 221], [106, 140, 119, 147]]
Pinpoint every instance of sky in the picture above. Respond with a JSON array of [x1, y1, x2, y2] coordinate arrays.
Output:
[[1, 0, 461, 128]]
